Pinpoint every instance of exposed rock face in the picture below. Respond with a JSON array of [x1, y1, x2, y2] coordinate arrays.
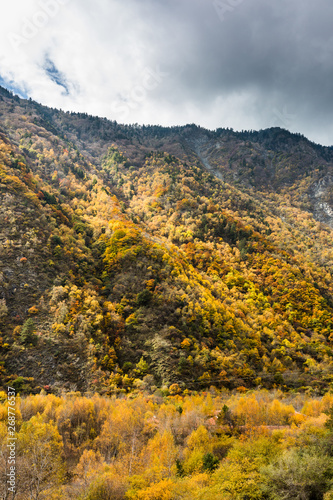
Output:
[[310, 175, 333, 227]]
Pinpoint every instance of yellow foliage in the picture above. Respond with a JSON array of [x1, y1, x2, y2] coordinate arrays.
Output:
[[28, 306, 39, 315], [74, 449, 105, 486], [144, 430, 178, 481], [129, 478, 174, 500]]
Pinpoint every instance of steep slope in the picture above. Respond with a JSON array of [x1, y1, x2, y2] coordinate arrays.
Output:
[[3, 84, 332, 225], [0, 86, 333, 395]]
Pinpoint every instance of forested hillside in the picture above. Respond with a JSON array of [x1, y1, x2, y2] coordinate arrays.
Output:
[[0, 85, 333, 396], [2, 389, 333, 499]]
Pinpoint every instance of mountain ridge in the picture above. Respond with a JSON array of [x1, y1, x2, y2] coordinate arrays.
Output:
[[0, 85, 333, 395]]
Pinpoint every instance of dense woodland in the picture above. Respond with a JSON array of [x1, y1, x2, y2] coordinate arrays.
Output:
[[1, 86, 333, 497], [3, 390, 333, 499], [0, 86, 333, 394]]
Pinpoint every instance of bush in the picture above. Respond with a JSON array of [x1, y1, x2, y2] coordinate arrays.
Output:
[[0, 299, 8, 318], [262, 448, 333, 500], [202, 453, 219, 472], [20, 318, 38, 346], [86, 472, 127, 500], [137, 289, 152, 306]]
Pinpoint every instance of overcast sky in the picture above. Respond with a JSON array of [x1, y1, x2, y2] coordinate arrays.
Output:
[[0, 0, 332, 145]]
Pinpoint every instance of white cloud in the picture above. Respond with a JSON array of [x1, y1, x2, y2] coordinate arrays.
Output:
[[0, 0, 332, 145]]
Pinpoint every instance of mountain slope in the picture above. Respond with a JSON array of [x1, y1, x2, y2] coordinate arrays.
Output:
[[0, 86, 333, 394]]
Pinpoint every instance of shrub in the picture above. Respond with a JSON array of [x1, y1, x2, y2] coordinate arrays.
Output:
[[137, 289, 152, 306], [262, 448, 333, 500], [20, 318, 38, 346]]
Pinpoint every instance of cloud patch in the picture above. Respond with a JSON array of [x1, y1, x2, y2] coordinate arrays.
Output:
[[43, 57, 70, 95], [0, 0, 332, 145]]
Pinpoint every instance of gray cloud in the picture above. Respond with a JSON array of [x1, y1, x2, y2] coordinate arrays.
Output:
[[0, 0, 332, 145]]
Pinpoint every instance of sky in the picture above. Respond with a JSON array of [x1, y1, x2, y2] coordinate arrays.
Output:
[[0, 0, 333, 146]]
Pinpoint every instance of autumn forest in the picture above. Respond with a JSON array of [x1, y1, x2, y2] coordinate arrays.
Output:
[[1, 85, 333, 498]]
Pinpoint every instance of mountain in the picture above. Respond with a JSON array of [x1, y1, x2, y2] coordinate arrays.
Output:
[[0, 85, 333, 395]]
